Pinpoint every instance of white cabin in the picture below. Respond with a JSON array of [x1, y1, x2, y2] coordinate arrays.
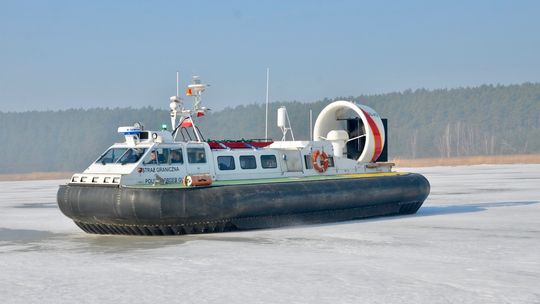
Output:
[[69, 77, 392, 186]]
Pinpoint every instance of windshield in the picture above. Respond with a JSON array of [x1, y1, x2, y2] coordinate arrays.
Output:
[[96, 148, 147, 165]]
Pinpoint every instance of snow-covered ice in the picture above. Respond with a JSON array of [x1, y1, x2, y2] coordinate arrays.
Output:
[[0, 164, 539, 303]]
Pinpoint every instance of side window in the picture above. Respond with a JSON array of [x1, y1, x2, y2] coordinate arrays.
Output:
[[304, 155, 313, 169], [327, 156, 334, 167], [217, 156, 235, 171], [158, 149, 169, 163], [188, 147, 207, 163], [240, 155, 257, 169], [169, 148, 183, 164], [144, 148, 169, 165], [261, 155, 277, 169], [119, 148, 146, 164]]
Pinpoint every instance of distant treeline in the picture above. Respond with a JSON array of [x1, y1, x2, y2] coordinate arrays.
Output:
[[1, 83, 539, 174]]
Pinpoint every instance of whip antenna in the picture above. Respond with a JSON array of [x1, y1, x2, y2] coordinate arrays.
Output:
[[265, 68, 270, 140]]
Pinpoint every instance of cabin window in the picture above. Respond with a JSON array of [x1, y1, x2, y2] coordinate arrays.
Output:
[[328, 156, 335, 167], [240, 155, 257, 169], [143, 148, 185, 165], [144, 148, 170, 165], [118, 148, 146, 164], [304, 155, 312, 169], [144, 148, 184, 165], [96, 148, 128, 164], [261, 155, 277, 169], [187, 147, 207, 163], [217, 156, 235, 170], [169, 148, 184, 164]]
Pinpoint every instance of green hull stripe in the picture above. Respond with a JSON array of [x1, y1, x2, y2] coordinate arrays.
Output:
[[126, 172, 408, 189]]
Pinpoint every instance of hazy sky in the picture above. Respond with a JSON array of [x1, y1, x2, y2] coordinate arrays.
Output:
[[1, 0, 539, 112]]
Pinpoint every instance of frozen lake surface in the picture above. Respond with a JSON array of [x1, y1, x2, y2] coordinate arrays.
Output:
[[0, 164, 539, 303]]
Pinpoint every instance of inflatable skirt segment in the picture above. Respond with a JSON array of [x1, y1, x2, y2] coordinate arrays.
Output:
[[57, 173, 430, 236]]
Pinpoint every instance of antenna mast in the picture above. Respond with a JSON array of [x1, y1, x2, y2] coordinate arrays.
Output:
[[310, 109, 313, 141], [169, 71, 182, 135], [265, 68, 270, 140]]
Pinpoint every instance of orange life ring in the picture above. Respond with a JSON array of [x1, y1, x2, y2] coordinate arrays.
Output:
[[311, 150, 329, 173]]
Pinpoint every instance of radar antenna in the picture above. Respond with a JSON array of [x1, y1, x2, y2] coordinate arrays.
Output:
[[277, 106, 295, 141], [170, 75, 210, 142], [187, 76, 209, 114]]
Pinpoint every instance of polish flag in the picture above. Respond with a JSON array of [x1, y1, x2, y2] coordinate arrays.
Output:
[[180, 118, 193, 128]]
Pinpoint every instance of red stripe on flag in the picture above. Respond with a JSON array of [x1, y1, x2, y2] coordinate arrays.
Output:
[[361, 109, 383, 162], [180, 118, 193, 128]]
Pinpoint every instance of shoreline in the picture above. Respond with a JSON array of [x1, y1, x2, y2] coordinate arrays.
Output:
[[0, 172, 74, 182], [1, 154, 539, 182], [392, 154, 540, 167]]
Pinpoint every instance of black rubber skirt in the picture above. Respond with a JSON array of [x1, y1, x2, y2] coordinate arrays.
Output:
[[57, 173, 430, 235]]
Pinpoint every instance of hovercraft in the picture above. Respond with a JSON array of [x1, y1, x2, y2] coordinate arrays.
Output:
[[57, 76, 430, 236]]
